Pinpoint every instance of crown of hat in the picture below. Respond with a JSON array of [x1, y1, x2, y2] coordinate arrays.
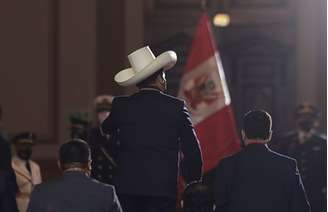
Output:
[[128, 46, 156, 73]]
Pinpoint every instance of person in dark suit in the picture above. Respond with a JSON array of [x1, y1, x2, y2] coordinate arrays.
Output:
[[214, 110, 310, 212], [101, 46, 203, 212], [27, 139, 122, 212], [0, 135, 19, 212], [0, 106, 19, 212], [271, 103, 326, 212]]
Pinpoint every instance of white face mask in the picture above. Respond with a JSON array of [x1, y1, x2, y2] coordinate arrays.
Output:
[[97, 111, 110, 123]]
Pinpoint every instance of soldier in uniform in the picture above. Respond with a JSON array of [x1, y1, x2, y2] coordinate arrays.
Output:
[[272, 103, 326, 212], [88, 95, 118, 185], [69, 112, 89, 140], [11, 132, 42, 212]]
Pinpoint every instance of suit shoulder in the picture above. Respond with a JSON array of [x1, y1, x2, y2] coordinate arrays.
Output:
[[31, 181, 53, 195], [268, 149, 297, 165], [89, 178, 115, 193], [312, 133, 327, 143], [29, 160, 41, 168], [112, 96, 129, 104], [278, 131, 298, 139], [160, 93, 185, 106], [219, 152, 240, 166]]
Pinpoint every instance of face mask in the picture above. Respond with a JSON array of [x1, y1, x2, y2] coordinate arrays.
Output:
[[298, 120, 314, 132], [97, 111, 110, 123], [17, 147, 32, 160]]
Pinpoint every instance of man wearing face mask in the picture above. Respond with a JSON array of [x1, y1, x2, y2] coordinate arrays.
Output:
[[88, 95, 118, 185], [272, 103, 326, 212], [11, 132, 42, 212], [69, 112, 89, 140]]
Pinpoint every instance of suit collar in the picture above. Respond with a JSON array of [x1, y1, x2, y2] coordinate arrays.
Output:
[[62, 170, 89, 179], [12, 156, 32, 180], [244, 143, 269, 152], [139, 87, 163, 93]]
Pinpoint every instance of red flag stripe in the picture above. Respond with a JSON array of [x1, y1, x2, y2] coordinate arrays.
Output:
[[195, 106, 241, 171], [184, 14, 217, 73]]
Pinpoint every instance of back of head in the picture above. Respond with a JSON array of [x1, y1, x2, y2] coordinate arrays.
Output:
[[243, 110, 272, 140], [136, 69, 163, 89], [183, 183, 213, 212], [59, 139, 90, 169]]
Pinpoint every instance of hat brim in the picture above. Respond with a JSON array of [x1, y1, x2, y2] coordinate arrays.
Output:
[[114, 51, 177, 87]]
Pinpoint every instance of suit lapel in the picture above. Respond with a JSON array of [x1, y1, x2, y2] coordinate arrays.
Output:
[[12, 157, 32, 181]]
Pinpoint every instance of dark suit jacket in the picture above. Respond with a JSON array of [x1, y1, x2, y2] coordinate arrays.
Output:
[[88, 127, 118, 185], [27, 171, 122, 212], [271, 131, 326, 212], [214, 144, 310, 212], [0, 171, 19, 212], [101, 89, 203, 197]]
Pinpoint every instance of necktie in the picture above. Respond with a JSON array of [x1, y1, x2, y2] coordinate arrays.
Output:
[[25, 161, 32, 175]]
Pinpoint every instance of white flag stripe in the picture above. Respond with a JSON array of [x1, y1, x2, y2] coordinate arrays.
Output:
[[178, 53, 231, 125], [215, 52, 231, 105]]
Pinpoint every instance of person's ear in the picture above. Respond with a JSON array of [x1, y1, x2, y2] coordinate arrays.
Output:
[[87, 160, 92, 172], [158, 74, 165, 84], [57, 161, 62, 171], [267, 130, 273, 141], [241, 130, 246, 141]]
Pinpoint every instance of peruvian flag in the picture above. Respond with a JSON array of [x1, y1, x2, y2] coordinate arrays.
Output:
[[178, 13, 241, 172]]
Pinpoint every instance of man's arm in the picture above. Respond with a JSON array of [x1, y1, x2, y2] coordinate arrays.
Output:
[[108, 187, 123, 212], [100, 98, 118, 136], [289, 160, 311, 212], [179, 102, 203, 184]]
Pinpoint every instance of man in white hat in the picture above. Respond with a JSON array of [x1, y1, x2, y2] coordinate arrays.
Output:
[[101, 46, 203, 212]]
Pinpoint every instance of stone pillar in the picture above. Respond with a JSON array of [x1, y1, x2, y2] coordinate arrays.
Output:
[[57, 0, 97, 144], [296, 0, 326, 131]]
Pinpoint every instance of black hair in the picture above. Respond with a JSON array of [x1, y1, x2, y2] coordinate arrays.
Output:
[[136, 69, 164, 89], [59, 139, 90, 167], [243, 110, 272, 140]]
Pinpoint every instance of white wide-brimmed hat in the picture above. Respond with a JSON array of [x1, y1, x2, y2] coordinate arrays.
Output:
[[114, 46, 177, 86]]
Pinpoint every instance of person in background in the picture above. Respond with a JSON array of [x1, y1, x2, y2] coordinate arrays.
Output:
[[271, 103, 326, 212], [11, 132, 41, 212], [69, 112, 89, 140], [182, 182, 213, 212], [214, 110, 310, 212], [27, 139, 122, 212], [0, 105, 19, 212], [88, 95, 118, 185]]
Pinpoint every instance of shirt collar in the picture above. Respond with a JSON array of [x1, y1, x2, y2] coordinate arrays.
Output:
[[139, 87, 163, 93]]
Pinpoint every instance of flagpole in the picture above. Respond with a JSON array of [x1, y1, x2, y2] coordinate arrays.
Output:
[[201, 0, 208, 12]]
